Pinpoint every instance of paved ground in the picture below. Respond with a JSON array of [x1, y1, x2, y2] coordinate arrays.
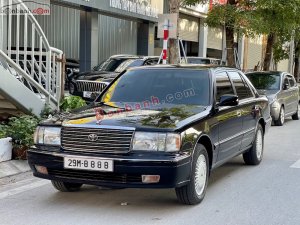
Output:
[[0, 118, 300, 225]]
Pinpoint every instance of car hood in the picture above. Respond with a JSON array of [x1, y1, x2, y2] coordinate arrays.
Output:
[[41, 104, 210, 131], [74, 71, 118, 81]]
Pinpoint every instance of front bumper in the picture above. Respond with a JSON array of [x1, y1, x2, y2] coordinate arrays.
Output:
[[27, 148, 191, 189]]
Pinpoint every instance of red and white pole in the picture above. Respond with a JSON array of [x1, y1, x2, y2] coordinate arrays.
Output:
[[162, 19, 169, 64]]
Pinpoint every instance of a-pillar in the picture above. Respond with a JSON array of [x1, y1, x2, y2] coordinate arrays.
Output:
[[198, 19, 207, 57], [79, 10, 99, 72]]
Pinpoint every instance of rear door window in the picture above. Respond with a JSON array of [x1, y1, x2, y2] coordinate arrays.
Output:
[[215, 72, 235, 102], [228, 71, 253, 100]]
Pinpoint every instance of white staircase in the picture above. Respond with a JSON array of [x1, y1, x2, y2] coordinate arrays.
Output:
[[0, 0, 63, 117]]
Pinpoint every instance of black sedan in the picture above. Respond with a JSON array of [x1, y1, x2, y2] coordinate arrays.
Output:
[[70, 56, 159, 101], [28, 65, 271, 205]]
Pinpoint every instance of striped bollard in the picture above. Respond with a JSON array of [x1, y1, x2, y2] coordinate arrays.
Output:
[[162, 19, 169, 64]]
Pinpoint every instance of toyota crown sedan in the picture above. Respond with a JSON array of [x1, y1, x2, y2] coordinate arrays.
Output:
[[28, 65, 271, 205]]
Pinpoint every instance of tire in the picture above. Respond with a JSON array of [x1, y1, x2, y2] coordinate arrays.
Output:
[[274, 106, 285, 126], [243, 124, 264, 165], [51, 180, 83, 192], [175, 144, 209, 205], [292, 105, 299, 120]]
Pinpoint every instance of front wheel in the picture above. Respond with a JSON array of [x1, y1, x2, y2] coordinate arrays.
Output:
[[175, 144, 209, 205], [274, 106, 285, 126], [243, 124, 264, 165], [51, 180, 83, 192], [292, 105, 299, 120]]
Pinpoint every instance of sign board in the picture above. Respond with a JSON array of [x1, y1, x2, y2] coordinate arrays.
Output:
[[157, 14, 178, 39]]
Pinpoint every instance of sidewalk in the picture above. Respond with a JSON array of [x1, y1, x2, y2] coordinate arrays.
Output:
[[0, 160, 30, 179]]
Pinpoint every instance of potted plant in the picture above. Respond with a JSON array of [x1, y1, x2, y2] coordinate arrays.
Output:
[[0, 124, 12, 162], [4, 116, 39, 160]]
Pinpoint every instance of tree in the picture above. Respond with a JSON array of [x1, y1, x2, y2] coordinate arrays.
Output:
[[167, 0, 208, 64], [247, 0, 300, 71], [206, 0, 245, 67]]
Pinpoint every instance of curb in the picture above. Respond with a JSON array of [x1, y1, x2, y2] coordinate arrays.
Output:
[[0, 160, 31, 179]]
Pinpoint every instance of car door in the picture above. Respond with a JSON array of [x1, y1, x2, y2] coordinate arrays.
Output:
[[215, 71, 243, 162], [287, 75, 299, 115], [281, 74, 294, 115], [228, 71, 257, 151]]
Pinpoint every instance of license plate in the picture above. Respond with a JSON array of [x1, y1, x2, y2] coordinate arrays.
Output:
[[64, 156, 113, 172], [83, 91, 92, 98]]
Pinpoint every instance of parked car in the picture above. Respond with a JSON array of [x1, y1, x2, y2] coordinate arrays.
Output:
[[182, 57, 224, 65], [246, 71, 299, 126], [70, 57, 160, 101], [28, 65, 271, 205], [68, 54, 139, 95]]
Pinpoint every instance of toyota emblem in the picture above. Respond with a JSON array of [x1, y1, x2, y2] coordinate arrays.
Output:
[[88, 133, 98, 142]]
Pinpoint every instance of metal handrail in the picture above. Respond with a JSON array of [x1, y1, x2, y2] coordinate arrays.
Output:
[[0, 0, 63, 111], [0, 50, 57, 103]]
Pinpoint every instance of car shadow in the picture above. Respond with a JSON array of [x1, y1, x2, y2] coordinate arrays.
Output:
[[45, 156, 248, 208]]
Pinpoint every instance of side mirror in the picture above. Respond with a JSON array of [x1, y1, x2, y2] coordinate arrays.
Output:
[[219, 95, 239, 107], [283, 83, 289, 90]]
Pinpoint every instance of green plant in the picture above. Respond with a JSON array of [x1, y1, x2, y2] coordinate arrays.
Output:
[[0, 124, 8, 139], [4, 115, 39, 148], [60, 96, 87, 112], [40, 104, 56, 119]]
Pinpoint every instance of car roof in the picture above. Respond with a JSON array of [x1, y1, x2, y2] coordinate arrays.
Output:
[[186, 57, 221, 61], [127, 64, 235, 71], [109, 54, 139, 59]]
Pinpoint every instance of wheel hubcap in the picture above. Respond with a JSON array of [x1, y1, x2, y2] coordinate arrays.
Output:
[[195, 154, 207, 196], [256, 130, 263, 160], [280, 108, 285, 124]]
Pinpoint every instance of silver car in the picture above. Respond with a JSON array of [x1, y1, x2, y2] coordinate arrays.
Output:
[[246, 71, 299, 126]]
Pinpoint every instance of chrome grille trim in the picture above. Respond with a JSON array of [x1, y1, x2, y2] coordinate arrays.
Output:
[[76, 80, 107, 92], [61, 127, 134, 154]]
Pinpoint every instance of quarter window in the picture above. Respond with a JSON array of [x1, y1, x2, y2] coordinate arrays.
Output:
[[228, 72, 253, 99], [215, 72, 235, 102]]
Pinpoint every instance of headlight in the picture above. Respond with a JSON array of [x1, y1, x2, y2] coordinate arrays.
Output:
[[132, 132, 181, 152], [34, 127, 61, 145]]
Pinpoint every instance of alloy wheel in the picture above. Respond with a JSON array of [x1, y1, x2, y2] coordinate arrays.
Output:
[[195, 154, 207, 196]]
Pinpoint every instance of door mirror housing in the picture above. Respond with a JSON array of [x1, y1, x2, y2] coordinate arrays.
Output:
[[283, 83, 289, 90], [218, 95, 239, 107]]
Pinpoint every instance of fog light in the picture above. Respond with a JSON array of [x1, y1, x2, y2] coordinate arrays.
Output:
[[35, 165, 48, 175], [142, 175, 160, 183]]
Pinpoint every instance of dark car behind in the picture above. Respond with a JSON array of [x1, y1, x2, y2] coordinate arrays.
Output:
[[70, 56, 160, 101]]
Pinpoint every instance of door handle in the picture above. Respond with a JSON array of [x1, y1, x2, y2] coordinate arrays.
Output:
[[237, 110, 242, 117]]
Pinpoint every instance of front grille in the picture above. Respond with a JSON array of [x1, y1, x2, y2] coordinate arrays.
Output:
[[76, 80, 107, 92], [48, 169, 142, 183], [61, 127, 134, 154]]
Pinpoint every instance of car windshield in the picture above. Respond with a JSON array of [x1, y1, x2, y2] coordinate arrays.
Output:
[[187, 58, 211, 64], [100, 58, 131, 72], [93, 61, 105, 71], [114, 59, 144, 73], [246, 73, 280, 91], [100, 69, 210, 107]]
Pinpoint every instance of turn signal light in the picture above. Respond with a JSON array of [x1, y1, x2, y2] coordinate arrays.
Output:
[[142, 175, 160, 183], [35, 165, 48, 175]]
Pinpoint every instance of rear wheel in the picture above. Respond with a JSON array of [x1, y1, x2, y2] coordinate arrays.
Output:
[[51, 180, 83, 192], [175, 144, 209, 205], [274, 106, 285, 126], [243, 124, 264, 165], [292, 105, 299, 120]]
